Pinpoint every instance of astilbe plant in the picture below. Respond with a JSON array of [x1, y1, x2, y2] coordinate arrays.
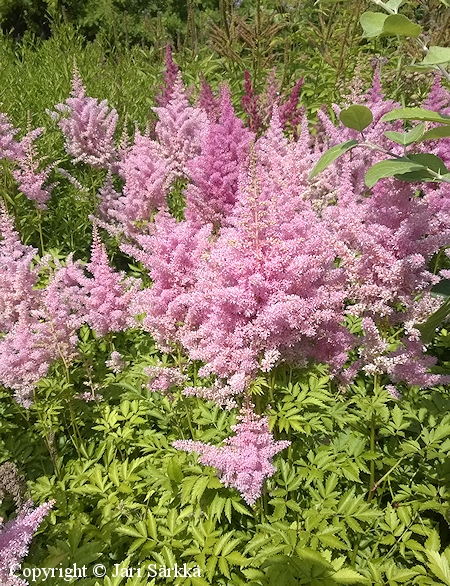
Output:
[[154, 44, 180, 108], [0, 500, 54, 586], [152, 74, 209, 179], [0, 253, 86, 407], [2, 64, 450, 506], [0, 204, 40, 333], [109, 130, 169, 236], [83, 226, 141, 336], [0, 213, 138, 405]]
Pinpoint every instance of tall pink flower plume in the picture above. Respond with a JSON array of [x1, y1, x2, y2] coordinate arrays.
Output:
[[0, 205, 39, 333], [174, 406, 290, 505], [13, 128, 56, 209], [196, 73, 222, 122], [0, 254, 86, 406], [175, 113, 351, 394], [84, 226, 140, 337], [108, 130, 169, 235], [0, 500, 54, 586], [49, 66, 118, 170], [0, 112, 23, 161], [152, 74, 209, 178], [155, 44, 180, 107], [184, 85, 254, 227], [121, 211, 211, 351]]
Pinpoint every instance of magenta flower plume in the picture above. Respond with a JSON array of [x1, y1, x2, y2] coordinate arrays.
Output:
[[0, 500, 54, 586], [174, 406, 290, 505], [241, 71, 262, 134], [197, 73, 222, 122], [155, 44, 180, 107], [49, 66, 119, 170]]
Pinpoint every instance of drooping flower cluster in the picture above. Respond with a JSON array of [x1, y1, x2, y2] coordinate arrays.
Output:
[[0, 500, 54, 586], [173, 406, 290, 505]]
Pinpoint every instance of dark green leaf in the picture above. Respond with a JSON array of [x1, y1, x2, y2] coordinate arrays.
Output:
[[308, 140, 359, 179], [431, 279, 450, 298], [407, 153, 449, 174], [384, 123, 425, 145], [416, 298, 450, 344], [365, 159, 425, 188], [382, 107, 450, 124]]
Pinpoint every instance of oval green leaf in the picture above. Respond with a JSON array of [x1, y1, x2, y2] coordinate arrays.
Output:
[[360, 12, 388, 38], [384, 123, 425, 145], [365, 159, 425, 188], [385, 0, 406, 11], [417, 298, 450, 344], [340, 105, 373, 132], [422, 46, 450, 65], [421, 126, 450, 141], [308, 140, 359, 180], [431, 279, 450, 298], [382, 14, 421, 37], [382, 107, 450, 124], [407, 153, 449, 174]]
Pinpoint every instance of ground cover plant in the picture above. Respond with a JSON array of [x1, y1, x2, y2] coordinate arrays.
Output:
[[2, 2, 450, 585]]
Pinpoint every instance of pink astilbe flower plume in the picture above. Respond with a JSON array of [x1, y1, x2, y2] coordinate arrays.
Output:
[[108, 130, 169, 235], [155, 44, 180, 107], [0, 500, 54, 586], [84, 226, 141, 337], [13, 127, 57, 209], [241, 71, 262, 134], [185, 85, 254, 227], [197, 73, 222, 122], [121, 211, 211, 351], [144, 365, 187, 394], [0, 112, 23, 161], [152, 74, 209, 178], [49, 65, 119, 170], [0, 205, 39, 333], [175, 117, 352, 395], [0, 255, 87, 406], [174, 405, 290, 505]]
